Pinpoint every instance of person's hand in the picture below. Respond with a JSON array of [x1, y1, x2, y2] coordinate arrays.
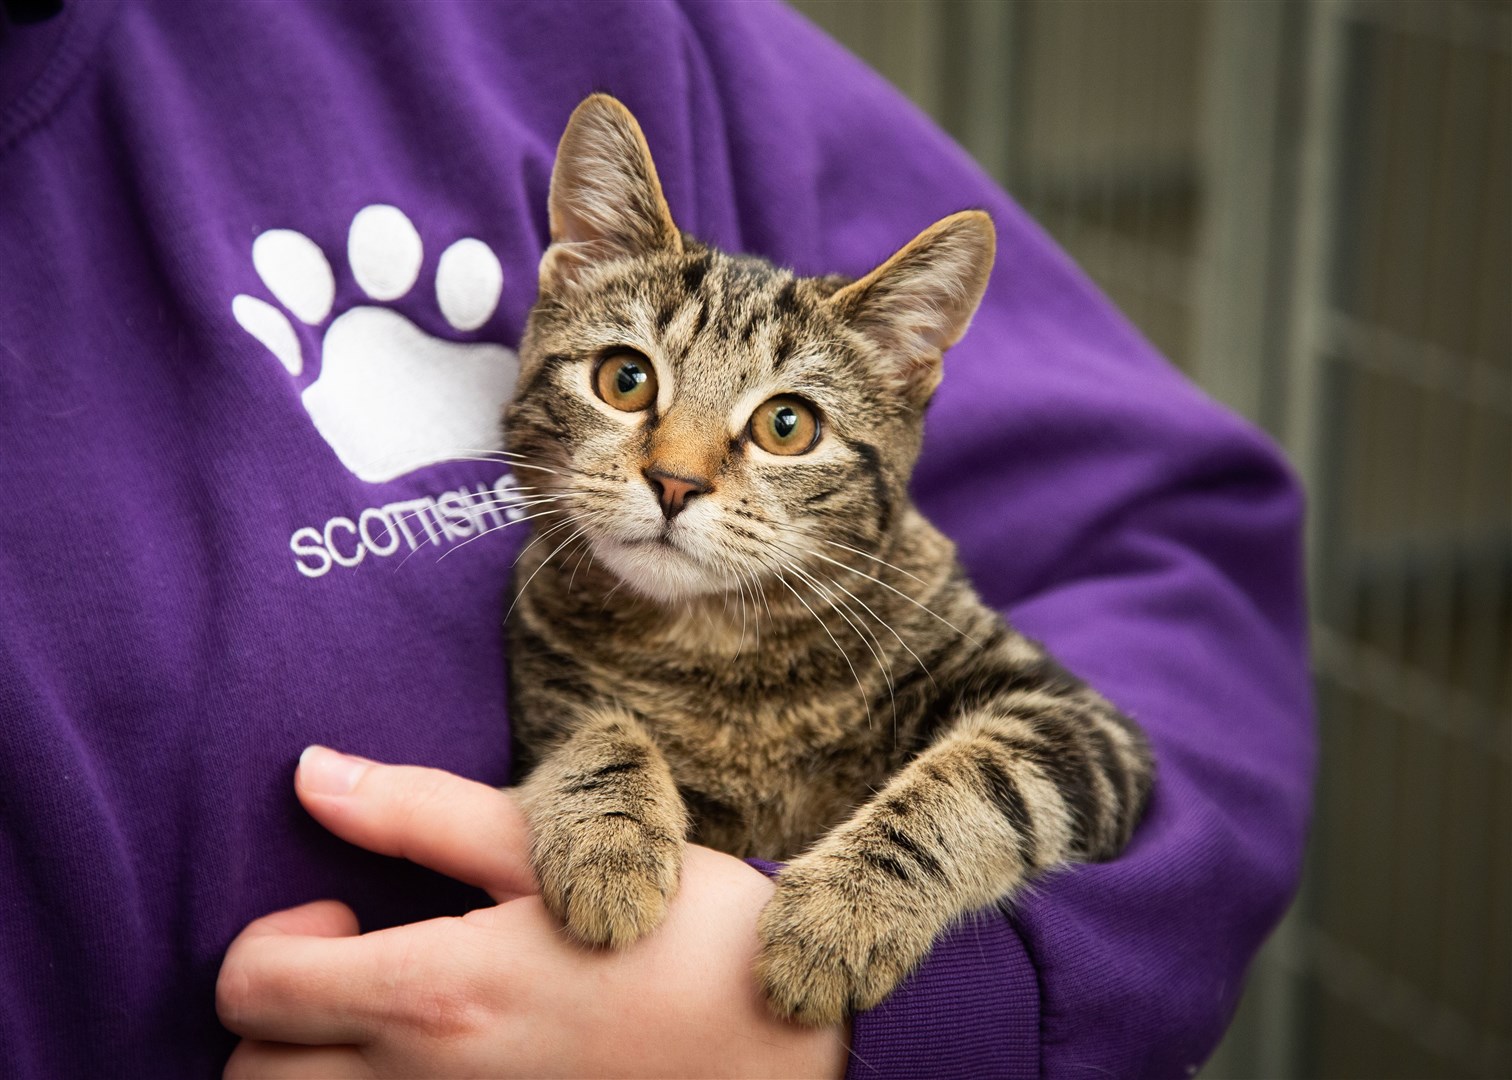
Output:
[[216, 748, 850, 1078]]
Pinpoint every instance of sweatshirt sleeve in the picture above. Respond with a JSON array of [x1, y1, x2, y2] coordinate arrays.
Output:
[[680, 3, 1316, 1076]]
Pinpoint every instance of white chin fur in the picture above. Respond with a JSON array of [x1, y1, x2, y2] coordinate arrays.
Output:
[[590, 535, 730, 604]]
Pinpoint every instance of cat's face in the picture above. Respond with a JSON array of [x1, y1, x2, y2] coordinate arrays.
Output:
[[504, 95, 994, 605], [509, 245, 912, 603]]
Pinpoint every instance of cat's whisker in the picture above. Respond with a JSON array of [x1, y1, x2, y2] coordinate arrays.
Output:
[[798, 556, 938, 691], [811, 570, 914, 744], [370, 498, 564, 573], [460, 490, 575, 513], [733, 576, 749, 659], [784, 559, 889, 668], [734, 532, 916, 689], [715, 582, 735, 646], [509, 510, 599, 586], [821, 539, 932, 588], [394, 478, 559, 502], [456, 491, 576, 516], [348, 484, 569, 549], [456, 487, 570, 506], [511, 508, 598, 569], [427, 497, 578, 561], [559, 529, 599, 578], [746, 558, 778, 627], [748, 521, 974, 653], [506, 514, 608, 625], [795, 546, 981, 647], [344, 443, 568, 479], [450, 491, 548, 511], [784, 561, 898, 735], [500, 461, 568, 476], [711, 553, 756, 657], [411, 444, 536, 461], [598, 575, 627, 611], [422, 445, 566, 474], [566, 527, 600, 593], [773, 567, 872, 731], [734, 564, 761, 658], [419, 505, 572, 568], [750, 567, 768, 649], [461, 478, 556, 494], [529, 508, 616, 577]]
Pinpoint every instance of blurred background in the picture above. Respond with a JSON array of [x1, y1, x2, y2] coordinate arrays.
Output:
[[788, 0, 1511, 1076]]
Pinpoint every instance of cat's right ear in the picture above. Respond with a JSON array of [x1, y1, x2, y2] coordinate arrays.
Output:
[[540, 95, 683, 294], [828, 211, 996, 407]]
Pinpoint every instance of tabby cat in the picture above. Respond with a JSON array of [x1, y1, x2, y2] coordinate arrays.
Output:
[[505, 95, 1153, 1027]]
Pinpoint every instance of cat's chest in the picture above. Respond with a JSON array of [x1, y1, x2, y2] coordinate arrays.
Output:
[[608, 667, 892, 858], [619, 670, 873, 770]]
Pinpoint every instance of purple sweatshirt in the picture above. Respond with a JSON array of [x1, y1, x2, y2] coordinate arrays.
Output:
[[0, 2, 1313, 1077]]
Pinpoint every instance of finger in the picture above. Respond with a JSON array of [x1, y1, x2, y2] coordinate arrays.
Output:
[[224, 1040, 373, 1080], [296, 746, 536, 900], [234, 898, 360, 940], [218, 902, 383, 1045]]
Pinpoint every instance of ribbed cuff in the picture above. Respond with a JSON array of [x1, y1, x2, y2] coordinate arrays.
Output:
[[748, 860, 1040, 1080]]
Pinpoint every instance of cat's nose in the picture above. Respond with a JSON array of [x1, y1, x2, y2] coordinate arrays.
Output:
[[644, 467, 711, 519]]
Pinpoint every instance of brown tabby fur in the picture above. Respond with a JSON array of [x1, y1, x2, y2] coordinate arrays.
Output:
[[504, 95, 1154, 1027]]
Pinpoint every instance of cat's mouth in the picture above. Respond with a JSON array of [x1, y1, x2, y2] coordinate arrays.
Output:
[[628, 522, 685, 549], [588, 522, 731, 603], [618, 526, 696, 557], [604, 513, 694, 550]]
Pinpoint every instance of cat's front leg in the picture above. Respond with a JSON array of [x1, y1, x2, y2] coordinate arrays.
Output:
[[756, 714, 1086, 1026], [518, 706, 688, 948]]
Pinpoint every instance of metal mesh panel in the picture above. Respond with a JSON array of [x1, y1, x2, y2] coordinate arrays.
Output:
[[1004, 0, 1208, 370], [1304, 6, 1510, 1074], [790, 1, 1511, 1075]]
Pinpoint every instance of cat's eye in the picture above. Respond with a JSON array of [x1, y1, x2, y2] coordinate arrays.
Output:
[[749, 396, 820, 456], [593, 350, 658, 412]]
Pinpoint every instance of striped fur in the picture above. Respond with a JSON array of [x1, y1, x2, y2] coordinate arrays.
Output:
[[504, 96, 1153, 1026]]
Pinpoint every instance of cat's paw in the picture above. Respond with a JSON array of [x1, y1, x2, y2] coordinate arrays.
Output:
[[755, 856, 936, 1026], [533, 813, 683, 948]]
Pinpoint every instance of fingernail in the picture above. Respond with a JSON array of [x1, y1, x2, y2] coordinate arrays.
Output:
[[298, 745, 370, 796]]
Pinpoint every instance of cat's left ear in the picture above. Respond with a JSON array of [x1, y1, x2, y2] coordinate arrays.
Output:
[[540, 94, 683, 294], [828, 211, 996, 405]]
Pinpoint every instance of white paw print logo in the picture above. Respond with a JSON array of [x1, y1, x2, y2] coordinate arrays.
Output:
[[233, 204, 519, 483]]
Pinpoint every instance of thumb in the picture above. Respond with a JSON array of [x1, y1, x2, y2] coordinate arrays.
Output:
[[296, 746, 537, 901], [238, 898, 361, 940]]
